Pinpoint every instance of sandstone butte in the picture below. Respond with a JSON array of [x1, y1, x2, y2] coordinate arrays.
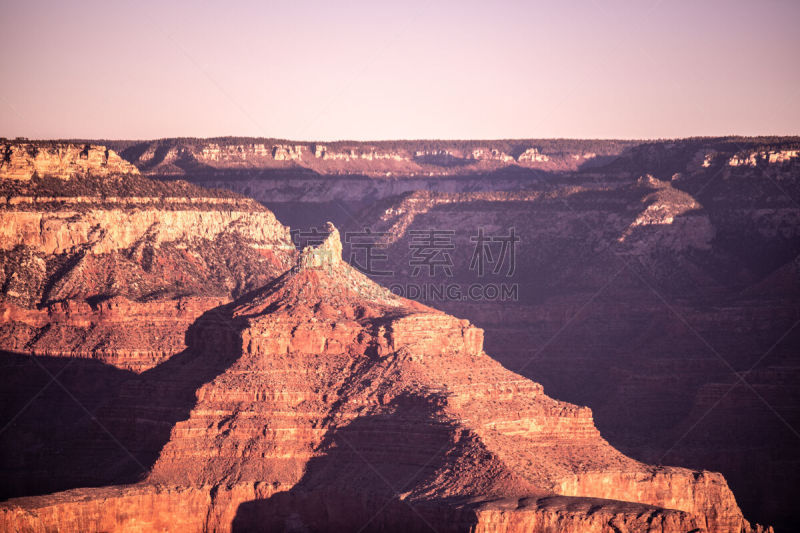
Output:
[[0, 143, 773, 532], [1, 223, 772, 531]]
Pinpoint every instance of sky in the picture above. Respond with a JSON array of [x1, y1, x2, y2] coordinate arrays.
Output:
[[1, 0, 798, 141]]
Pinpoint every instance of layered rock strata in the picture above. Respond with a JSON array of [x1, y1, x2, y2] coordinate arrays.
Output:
[[0, 143, 295, 372], [1, 224, 769, 532]]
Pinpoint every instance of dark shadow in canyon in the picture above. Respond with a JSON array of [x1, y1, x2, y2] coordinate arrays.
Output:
[[480, 197, 800, 531], [231, 392, 475, 533], [266, 178, 800, 531], [0, 303, 243, 501]]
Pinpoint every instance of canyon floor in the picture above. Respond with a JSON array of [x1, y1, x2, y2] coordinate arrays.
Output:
[[2, 138, 798, 532]]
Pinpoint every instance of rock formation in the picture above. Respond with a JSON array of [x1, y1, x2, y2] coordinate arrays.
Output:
[[0, 142, 138, 181], [109, 137, 637, 180], [98, 135, 800, 530], [1, 220, 770, 532], [0, 142, 295, 372]]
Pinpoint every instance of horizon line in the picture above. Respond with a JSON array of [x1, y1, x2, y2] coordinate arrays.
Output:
[[5, 134, 800, 144]]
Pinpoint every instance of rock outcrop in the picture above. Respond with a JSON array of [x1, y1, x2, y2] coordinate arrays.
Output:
[[1, 224, 769, 532], [0, 142, 295, 371], [1, 142, 138, 181]]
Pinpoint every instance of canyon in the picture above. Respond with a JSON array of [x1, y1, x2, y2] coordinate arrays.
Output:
[[110, 135, 800, 531], [1, 139, 794, 531]]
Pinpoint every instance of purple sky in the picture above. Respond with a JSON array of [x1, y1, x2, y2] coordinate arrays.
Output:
[[1, 0, 798, 140]]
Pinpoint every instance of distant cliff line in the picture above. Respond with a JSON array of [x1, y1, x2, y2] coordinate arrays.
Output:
[[4, 136, 800, 183]]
